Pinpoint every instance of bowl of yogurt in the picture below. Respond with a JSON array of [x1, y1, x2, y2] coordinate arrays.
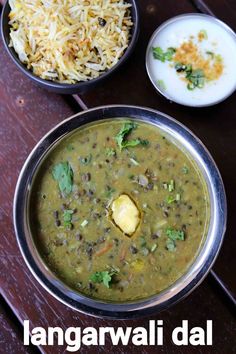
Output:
[[146, 14, 236, 107]]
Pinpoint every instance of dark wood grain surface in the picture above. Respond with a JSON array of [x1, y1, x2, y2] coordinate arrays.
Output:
[[0, 0, 236, 353], [0, 298, 35, 354]]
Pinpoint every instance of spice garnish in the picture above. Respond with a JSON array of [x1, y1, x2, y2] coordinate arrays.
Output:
[[198, 29, 208, 41]]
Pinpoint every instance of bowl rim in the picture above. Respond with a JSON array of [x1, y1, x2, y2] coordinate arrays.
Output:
[[1, 0, 139, 90], [145, 13, 236, 107], [13, 104, 227, 319]]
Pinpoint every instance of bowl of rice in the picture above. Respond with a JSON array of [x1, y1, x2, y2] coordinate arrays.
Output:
[[1, 0, 139, 94]]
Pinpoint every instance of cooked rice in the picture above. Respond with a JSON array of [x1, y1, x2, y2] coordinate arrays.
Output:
[[8, 0, 133, 83]]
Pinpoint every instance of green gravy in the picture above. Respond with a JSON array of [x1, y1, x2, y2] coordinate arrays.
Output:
[[31, 119, 210, 301]]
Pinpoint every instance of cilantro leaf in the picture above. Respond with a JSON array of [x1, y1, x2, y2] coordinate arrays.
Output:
[[115, 122, 149, 150], [165, 47, 176, 60], [152, 47, 165, 62], [152, 46, 176, 62], [52, 162, 73, 196], [90, 271, 108, 284], [157, 79, 167, 91], [90, 269, 118, 288], [115, 122, 137, 150], [166, 227, 185, 241], [121, 138, 149, 149], [63, 209, 74, 229], [102, 272, 112, 288], [166, 227, 185, 252]]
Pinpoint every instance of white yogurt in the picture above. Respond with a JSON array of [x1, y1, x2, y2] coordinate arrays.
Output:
[[146, 14, 236, 106]]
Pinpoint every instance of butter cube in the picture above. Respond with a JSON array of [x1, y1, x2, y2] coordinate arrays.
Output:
[[111, 194, 140, 235]]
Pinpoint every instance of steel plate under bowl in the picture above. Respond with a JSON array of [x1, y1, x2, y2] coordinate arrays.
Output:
[[13, 105, 227, 319]]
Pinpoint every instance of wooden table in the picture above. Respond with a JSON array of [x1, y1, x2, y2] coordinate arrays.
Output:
[[0, 0, 236, 353]]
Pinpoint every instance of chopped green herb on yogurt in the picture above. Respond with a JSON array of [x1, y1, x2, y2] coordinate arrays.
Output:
[[152, 46, 176, 62], [157, 79, 167, 90]]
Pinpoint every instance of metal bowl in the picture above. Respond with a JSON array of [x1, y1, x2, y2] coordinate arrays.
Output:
[[13, 105, 227, 319], [1, 0, 139, 94], [146, 14, 236, 107]]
